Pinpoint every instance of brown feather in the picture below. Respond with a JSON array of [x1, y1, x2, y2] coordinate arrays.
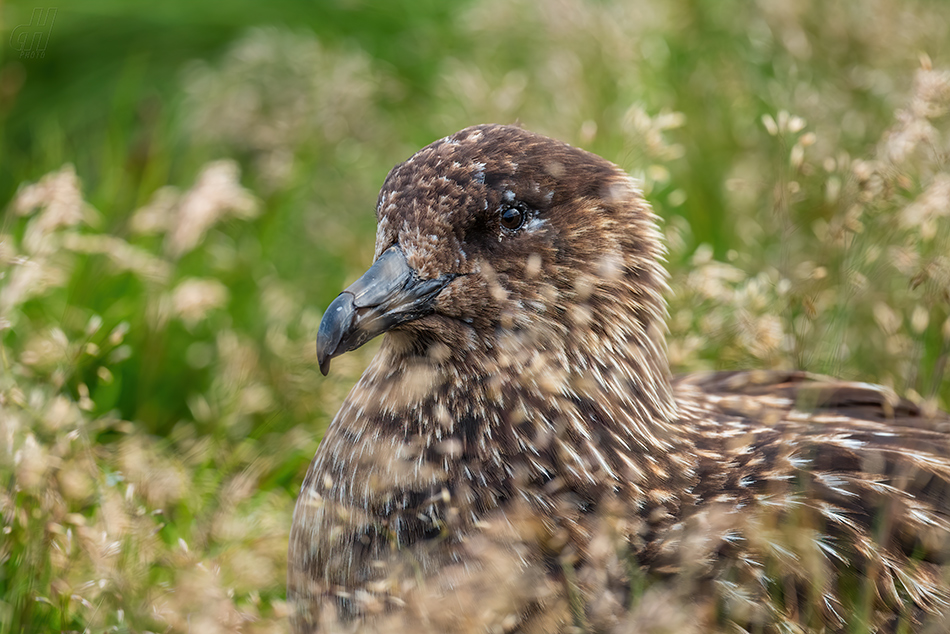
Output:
[[289, 125, 950, 633]]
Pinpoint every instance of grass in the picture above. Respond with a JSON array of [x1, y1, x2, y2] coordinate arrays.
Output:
[[1, 0, 950, 631]]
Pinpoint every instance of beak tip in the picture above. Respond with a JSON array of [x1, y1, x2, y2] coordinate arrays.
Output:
[[316, 291, 356, 378]]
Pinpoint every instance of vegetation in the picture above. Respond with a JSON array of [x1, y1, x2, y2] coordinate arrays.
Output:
[[1, 0, 949, 631]]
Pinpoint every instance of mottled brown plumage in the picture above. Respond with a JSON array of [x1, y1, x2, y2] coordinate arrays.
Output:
[[289, 124, 950, 633]]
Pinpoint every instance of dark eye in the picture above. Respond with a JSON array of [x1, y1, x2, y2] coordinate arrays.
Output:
[[500, 202, 528, 231]]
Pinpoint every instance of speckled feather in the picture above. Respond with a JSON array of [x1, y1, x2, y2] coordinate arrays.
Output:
[[289, 125, 950, 633]]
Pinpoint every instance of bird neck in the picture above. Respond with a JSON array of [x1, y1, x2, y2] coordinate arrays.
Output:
[[372, 308, 681, 464], [309, 314, 684, 534], [490, 303, 680, 452]]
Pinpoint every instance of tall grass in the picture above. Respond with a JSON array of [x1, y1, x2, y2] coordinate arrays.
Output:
[[1, 0, 949, 630]]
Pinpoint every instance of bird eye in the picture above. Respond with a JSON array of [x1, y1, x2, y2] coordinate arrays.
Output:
[[500, 203, 528, 231]]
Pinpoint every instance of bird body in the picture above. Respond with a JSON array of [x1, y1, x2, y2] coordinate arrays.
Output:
[[289, 125, 950, 633]]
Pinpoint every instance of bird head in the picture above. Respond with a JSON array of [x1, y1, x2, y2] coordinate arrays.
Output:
[[317, 124, 669, 382]]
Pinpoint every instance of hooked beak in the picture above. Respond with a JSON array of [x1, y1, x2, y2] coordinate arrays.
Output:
[[316, 246, 456, 375]]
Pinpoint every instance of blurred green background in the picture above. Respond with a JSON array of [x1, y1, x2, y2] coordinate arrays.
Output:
[[2, 0, 950, 631]]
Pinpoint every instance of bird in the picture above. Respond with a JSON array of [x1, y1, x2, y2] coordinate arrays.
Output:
[[288, 124, 950, 633]]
